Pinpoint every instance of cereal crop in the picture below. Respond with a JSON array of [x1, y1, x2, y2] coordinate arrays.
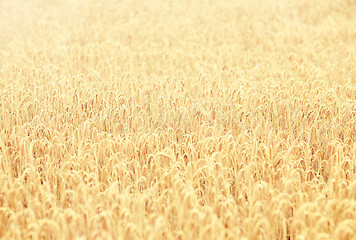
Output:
[[0, 0, 355, 239]]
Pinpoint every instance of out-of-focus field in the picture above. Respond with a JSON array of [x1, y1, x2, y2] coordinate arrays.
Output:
[[0, 0, 355, 239]]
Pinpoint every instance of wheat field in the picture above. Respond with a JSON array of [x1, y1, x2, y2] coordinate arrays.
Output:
[[0, 0, 355, 239]]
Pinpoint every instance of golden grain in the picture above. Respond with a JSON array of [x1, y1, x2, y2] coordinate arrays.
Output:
[[0, 0, 355, 239]]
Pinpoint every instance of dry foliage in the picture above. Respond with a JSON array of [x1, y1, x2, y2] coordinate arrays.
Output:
[[0, 0, 355, 239]]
